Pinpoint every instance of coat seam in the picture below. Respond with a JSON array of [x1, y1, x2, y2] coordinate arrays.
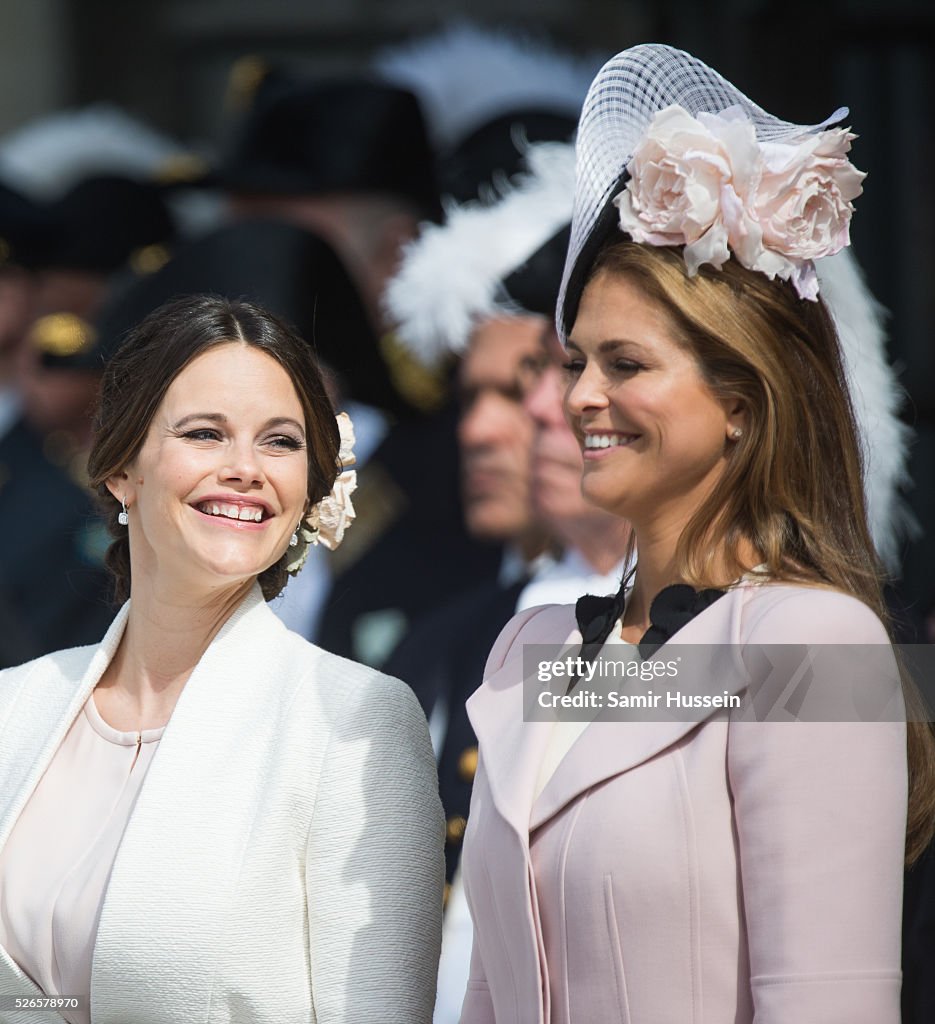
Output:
[[673, 743, 702, 1024]]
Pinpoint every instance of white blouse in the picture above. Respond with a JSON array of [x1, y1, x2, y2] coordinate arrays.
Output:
[[0, 693, 164, 1024], [531, 568, 770, 804], [532, 626, 638, 803]]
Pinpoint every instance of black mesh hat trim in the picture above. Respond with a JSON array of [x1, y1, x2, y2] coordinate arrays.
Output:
[[560, 166, 629, 340]]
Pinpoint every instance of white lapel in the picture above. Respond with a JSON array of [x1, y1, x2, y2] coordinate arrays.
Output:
[[0, 585, 302, 1021], [90, 584, 296, 1022], [0, 950, 45, 1006], [467, 605, 581, 846], [0, 604, 129, 1003], [0, 606, 130, 857]]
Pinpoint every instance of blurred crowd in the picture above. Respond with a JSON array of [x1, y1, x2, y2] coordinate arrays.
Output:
[[0, 22, 931, 1022], [0, 28, 625, 666]]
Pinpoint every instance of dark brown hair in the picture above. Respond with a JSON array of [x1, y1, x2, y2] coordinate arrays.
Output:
[[584, 240, 935, 864], [87, 294, 339, 602]]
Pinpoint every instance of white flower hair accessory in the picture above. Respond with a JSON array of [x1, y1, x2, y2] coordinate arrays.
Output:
[[613, 104, 865, 301], [285, 412, 357, 573]]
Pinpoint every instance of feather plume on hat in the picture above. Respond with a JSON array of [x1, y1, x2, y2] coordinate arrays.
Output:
[[814, 250, 915, 570], [374, 22, 600, 151], [379, 23, 598, 358], [0, 105, 189, 199], [384, 141, 575, 367]]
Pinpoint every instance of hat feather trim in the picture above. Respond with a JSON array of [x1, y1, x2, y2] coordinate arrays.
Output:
[[816, 249, 915, 569], [375, 22, 600, 149], [0, 105, 186, 199], [384, 141, 575, 365]]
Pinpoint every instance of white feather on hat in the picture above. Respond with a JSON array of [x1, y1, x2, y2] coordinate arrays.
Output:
[[0, 105, 189, 199], [815, 249, 915, 570], [384, 141, 575, 366], [374, 22, 600, 150]]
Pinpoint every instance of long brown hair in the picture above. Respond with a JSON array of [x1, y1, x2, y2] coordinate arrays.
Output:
[[87, 294, 340, 602], [586, 240, 935, 864]]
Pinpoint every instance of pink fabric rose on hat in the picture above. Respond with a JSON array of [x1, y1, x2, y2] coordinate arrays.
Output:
[[753, 128, 865, 300], [613, 105, 865, 300], [614, 105, 762, 275]]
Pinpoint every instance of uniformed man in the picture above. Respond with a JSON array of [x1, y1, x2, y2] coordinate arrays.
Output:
[[18, 174, 177, 464], [199, 62, 504, 662], [0, 181, 116, 665]]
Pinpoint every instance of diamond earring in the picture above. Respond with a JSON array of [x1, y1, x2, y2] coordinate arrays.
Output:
[[730, 428, 743, 440], [118, 497, 129, 526], [289, 528, 299, 548]]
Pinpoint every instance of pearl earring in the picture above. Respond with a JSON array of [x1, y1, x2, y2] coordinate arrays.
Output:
[[730, 428, 743, 440], [118, 497, 129, 526]]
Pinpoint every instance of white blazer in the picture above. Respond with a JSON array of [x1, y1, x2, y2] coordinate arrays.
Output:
[[0, 585, 444, 1023]]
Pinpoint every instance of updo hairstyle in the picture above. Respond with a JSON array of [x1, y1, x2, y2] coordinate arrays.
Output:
[[86, 294, 340, 602]]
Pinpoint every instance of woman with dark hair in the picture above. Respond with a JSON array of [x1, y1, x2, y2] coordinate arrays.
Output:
[[459, 45, 935, 1024], [0, 294, 443, 1023]]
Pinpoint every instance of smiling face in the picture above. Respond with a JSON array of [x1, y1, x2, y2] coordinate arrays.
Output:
[[109, 342, 310, 597], [563, 271, 743, 537]]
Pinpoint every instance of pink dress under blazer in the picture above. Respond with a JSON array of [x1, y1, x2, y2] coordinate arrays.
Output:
[[0, 694, 164, 1024]]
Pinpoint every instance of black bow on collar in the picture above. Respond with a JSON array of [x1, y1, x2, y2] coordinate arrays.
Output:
[[638, 584, 726, 657], [575, 582, 726, 662]]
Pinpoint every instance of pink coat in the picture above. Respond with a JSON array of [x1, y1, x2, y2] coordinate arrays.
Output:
[[460, 583, 907, 1024]]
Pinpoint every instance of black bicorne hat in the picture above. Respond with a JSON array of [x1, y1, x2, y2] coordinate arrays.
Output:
[[440, 109, 578, 205], [384, 140, 576, 366], [90, 219, 409, 416], [500, 223, 572, 319], [0, 182, 61, 270], [44, 174, 177, 275], [217, 77, 443, 221]]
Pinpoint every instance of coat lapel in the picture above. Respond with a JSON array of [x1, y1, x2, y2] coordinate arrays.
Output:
[[467, 605, 581, 845], [90, 585, 289, 1022], [470, 588, 751, 838], [0, 604, 129, 1002], [530, 587, 748, 830], [0, 584, 292, 1022], [0, 605, 130, 854]]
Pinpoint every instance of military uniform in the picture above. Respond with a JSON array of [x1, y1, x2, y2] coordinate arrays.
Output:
[[0, 416, 112, 667], [0, 180, 114, 667], [385, 576, 525, 888], [315, 404, 503, 666]]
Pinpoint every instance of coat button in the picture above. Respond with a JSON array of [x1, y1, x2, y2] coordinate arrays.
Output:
[[458, 745, 478, 782], [446, 815, 467, 844]]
